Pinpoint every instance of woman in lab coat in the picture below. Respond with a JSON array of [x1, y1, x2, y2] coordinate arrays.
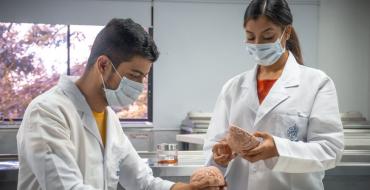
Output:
[[204, 0, 344, 189], [17, 18, 221, 190]]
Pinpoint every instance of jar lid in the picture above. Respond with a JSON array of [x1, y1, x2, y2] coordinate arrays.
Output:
[[157, 143, 177, 151]]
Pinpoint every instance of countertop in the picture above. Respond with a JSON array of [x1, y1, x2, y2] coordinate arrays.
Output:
[[1, 151, 370, 181], [176, 129, 370, 148]]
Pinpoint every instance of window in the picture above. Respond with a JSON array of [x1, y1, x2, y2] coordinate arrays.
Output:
[[0, 22, 152, 122]]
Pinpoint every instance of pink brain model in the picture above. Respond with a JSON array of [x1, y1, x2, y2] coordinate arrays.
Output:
[[227, 125, 260, 153], [190, 166, 225, 187]]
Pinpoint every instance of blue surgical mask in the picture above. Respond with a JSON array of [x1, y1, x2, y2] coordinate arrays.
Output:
[[246, 29, 286, 66], [101, 62, 144, 108]]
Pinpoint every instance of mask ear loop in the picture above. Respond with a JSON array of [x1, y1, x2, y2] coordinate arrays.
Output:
[[100, 73, 110, 105], [279, 28, 287, 51], [100, 74, 107, 90], [98, 59, 108, 90], [109, 61, 123, 80]]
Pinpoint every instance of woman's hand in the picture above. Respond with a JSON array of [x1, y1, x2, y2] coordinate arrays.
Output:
[[212, 139, 235, 167], [240, 131, 279, 163]]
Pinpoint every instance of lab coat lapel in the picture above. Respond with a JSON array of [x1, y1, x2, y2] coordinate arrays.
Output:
[[58, 75, 104, 150], [104, 108, 127, 173], [253, 52, 300, 126], [240, 65, 259, 115], [105, 109, 117, 153], [253, 81, 289, 126], [81, 112, 104, 150]]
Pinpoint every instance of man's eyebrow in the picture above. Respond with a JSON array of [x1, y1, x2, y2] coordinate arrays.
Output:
[[131, 69, 148, 76]]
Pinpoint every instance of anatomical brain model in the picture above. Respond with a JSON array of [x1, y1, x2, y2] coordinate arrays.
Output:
[[227, 125, 260, 153], [190, 166, 225, 187]]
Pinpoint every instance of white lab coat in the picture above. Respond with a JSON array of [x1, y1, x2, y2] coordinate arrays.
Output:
[[17, 75, 174, 190], [204, 52, 344, 190]]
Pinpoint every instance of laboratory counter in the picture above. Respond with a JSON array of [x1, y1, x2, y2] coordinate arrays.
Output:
[[1, 150, 370, 190]]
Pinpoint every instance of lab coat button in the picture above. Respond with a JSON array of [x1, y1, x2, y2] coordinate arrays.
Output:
[[251, 166, 257, 173]]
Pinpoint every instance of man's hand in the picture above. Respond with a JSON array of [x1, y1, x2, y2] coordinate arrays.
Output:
[[212, 139, 235, 167], [240, 131, 279, 163], [171, 182, 226, 190]]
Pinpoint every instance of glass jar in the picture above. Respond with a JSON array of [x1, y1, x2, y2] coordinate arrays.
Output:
[[156, 143, 178, 165]]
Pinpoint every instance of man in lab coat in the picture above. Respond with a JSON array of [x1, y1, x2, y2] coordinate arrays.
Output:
[[17, 18, 219, 190]]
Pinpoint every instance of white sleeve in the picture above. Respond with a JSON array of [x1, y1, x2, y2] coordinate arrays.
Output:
[[267, 77, 344, 173], [20, 104, 98, 190], [203, 93, 230, 174], [118, 134, 175, 190]]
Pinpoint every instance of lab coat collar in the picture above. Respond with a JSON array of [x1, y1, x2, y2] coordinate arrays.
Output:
[[278, 52, 301, 88], [58, 75, 90, 112], [240, 51, 300, 89], [240, 52, 301, 126], [58, 75, 105, 150]]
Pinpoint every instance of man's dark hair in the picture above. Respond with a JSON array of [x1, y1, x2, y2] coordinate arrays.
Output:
[[86, 18, 159, 69]]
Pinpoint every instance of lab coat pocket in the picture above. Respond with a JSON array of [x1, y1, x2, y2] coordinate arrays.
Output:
[[274, 111, 309, 142]]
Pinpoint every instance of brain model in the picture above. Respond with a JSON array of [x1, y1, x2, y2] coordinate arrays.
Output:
[[227, 125, 260, 153], [190, 166, 225, 187]]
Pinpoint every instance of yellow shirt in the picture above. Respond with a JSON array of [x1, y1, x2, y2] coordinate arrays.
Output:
[[92, 110, 107, 146]]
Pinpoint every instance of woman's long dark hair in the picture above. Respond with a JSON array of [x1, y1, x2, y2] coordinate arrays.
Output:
[[243, 0, 303, 65]]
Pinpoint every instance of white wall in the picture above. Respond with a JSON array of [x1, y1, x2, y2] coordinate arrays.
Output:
[[318, 0, 370, 120], [0, 0, 151, 26], [0, 0, 325, 128], [153, 2, 250, 128], [153, 0, 319, 128]]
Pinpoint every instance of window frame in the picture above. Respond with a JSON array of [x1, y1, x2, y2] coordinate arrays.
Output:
[[0, 23, 153, 123]]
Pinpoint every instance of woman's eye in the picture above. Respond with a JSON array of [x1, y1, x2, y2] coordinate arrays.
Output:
[[264, 37, 274, 40]]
